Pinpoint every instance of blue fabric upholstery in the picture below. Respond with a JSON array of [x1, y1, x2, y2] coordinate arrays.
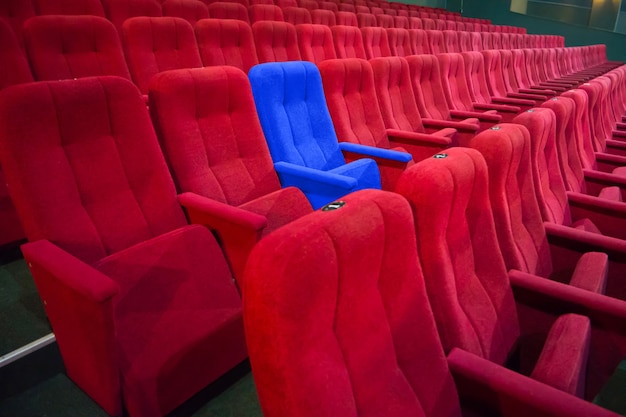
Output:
[[249, 60, 381, 209]]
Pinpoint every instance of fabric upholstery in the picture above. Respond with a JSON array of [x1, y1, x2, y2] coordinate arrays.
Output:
[[283, 7, 312, 25], [196, 18, 258, 73], [311, 8, 336, 25], [408, 28, 429, 54], [207, 2, 250, 22], [297, 23, 336, 64], [252, 21, 301, 63], [425, 29, 444, 54], [0, 76, 246, 416], [102, 0, 162, 34], [356, 12, 376, 27], [149, 66, 311, 283], [361, 26, 391, 59], [248, 4, 284, 23], [332, 25, 366, 59], [122, 17, 202, 94], [162, 0, 209, 25], [24, 15, 131, 82], [244, 189, 462, 417], [249, 61, 381, 209], [335, 11, 358, 26], [386, 28, 412, 57], [0, 0, 35, 47], [34, 0, 105, 16]]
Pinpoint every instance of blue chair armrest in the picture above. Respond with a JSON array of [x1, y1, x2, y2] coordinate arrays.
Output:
[[274, 161, 358, 190], [339, 142, 412, 163]]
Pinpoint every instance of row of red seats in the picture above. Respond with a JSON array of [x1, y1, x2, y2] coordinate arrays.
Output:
[[0, 55, 625, 414]]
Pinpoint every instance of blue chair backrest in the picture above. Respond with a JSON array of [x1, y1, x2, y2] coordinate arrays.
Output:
[[249, 61, 346, 171]]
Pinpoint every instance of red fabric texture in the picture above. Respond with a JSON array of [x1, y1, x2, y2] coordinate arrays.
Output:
[[195, 18, 258, 72], [248, 4, 284, 23], [442, 29, 459, 52], [311, 8, 335, 25], [297, 23, 336, 64], [0, 0, 35, 47], [0, 76, 245, 417], [375, 13, 393, 28], [408, 28, 429, 54], [122, 17, 202, 93], [425, 29, 444, 54], [24, 15, 131, 82], [360, 26, 391, 59], [252, 20, 301, 63], [102, 0, 163, 34], [386, 27, 412, 56], [332, 24, 366, 59], [149, 66, 311, 283], [335, 11, 357, 26], [207, 2, 250, 22], [34, 0, 105, 16], [162, 0, 209, 25], [283, 7, 312, 24], [244, 189, 461, 417]]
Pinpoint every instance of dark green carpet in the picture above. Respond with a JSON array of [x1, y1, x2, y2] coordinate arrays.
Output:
[[0, 259, 50, 356]]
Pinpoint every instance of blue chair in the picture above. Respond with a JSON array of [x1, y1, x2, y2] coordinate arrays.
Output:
[[248, 60, 383, 209]]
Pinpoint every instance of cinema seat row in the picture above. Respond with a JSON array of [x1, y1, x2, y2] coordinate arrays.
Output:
[[2, 58, 626, 415]]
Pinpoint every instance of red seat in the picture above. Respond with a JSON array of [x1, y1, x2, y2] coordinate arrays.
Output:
[[34, 0, 105, 16], [298, 0, 319, 10], [102, 0, 162, 35], [408, 16, 422, 29], [361, 26, 391, 59], [356, 11, 376, 27], [24, 15, 131, 82], [311, 8, 336, 25], [248, 4, 284, 23], [332, 24, 366, 59], [318, 0, 338, 12], [297, 24, 336, 64], [162, 0, 208, 25], [406, 54, 480, 146], [375, 12, 393, 28], [0, 0, 35, 47], [0, 76, 247, 417], [442, 29, 460, 52], [149, 66, 312, 283], [335, 10, 357, 26], [252, 20, 301, 63], [283, 6, 311, 24], [386, 27, 412, 57], [396, 146, 626, 403], [424, 29, 444, 54], [275, 0, 297, 7], [470, 123, 609, 294], [195, 18, 258, 73], [122, 17, 202, 94], [207, 1, 249, 22]]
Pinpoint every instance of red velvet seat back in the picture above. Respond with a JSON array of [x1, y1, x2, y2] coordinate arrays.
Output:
[[406, 54, 452, 121], [102, 0, 162, 34], [149, 67, 281, 206], [434, 18, 445, 30], [319, 1, 339, 12], [284, 7, 312, 25], [469, 124, 553, 277], [311, 8, 336, 25], [511, 49, 532, 90], [196, 18, 258, 73], [34, 0, 105, 16], [396, 148, 520, 364], [24, 16, 131, 82], [361, 26, 391, 59], [162, 0, 209, 25], [462, 51, 493, 105], [370, 56, 427, 133], [480, 32, 493, 50], [244, 189, 461, 417], [409, 16, 422, 29], [335, 10, 358, 26], [442, 30, 459, 53], [393, 15, 409, 29], [319, 58, 391, 149], [0, 76, 187, 264], [512, 108, 572, 226], [356, 12, 376, 27], [207, 2, 250, 22], [421, 17, 435, 30], [0, 18, 33, 89], [332, 25, 366, 58], [408, 28, 429, 54], [425, 29, 444, 54], [0, 0, 35, 47], [498, 49, 523, 93], [297, 24, 337, 64], [122, 17, 202, 94], [490, 32, 502, 49], [480, 50, 509, 97], [500, 33, 511, 49], [562, 89, 596, 169], [299, 0, 319, 10], [275, 0, 298, 8], [469, 31, 482, 51], [252, 20, 301, 63], [436, 53, 475, 112], [540, 97, 584, 193], [249, 4, 284, 22], [386, 28, 412, 56], [339, 3, 356, 13], [375, 13, 393, 28]]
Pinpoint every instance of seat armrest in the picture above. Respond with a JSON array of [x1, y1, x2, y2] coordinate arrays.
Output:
[[422, 118, 479, 133], [507, 91, 548, 102], [606, 139, 626, 158], [21, 240, 121, 416], [178, 192, 267, 285], [386, 129, 452, 146], [448, 348, 621, 417], [582, 168, 626, 200], [473, 102, 521, 113], [339, 141, 412, 163], [274, 161, 357, 190], [491, 95, 536, 107], [519, 87, 556, 96], [594, 152, 626, 172], [567, 191, 626, 240], [450, 109, 502, 123]]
